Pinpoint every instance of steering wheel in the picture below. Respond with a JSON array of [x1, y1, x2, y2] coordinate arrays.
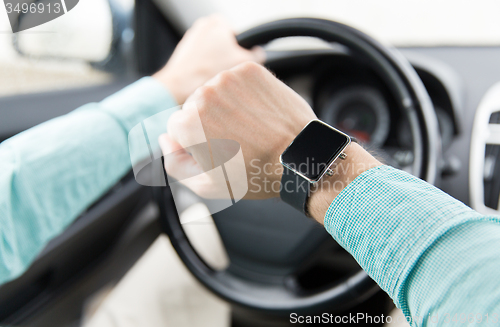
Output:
[[157, 18, 440, 315]]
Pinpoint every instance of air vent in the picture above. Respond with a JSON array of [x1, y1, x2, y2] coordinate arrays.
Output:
[[470, 83, 500, 215], [483, 144, 500, 210], [490, 111, 500, 124]]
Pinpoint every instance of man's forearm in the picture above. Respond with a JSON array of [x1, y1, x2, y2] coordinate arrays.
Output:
[[0, 78, 177, 285], [320, 164, 500, 324]]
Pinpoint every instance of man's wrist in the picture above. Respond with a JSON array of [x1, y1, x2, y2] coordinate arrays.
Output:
[[152, 70, 187, 105], [307, 143, 382, 224]]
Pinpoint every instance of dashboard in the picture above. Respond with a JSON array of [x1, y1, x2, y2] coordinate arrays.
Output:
[[266, 46, 500, 210], [267, 49, 460, 177]]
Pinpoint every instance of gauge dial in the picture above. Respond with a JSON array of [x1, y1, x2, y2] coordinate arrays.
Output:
[[320, 86, 391, 147]]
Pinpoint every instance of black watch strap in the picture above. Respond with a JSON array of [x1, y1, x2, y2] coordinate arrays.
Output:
[[280, 167, 311, 215]]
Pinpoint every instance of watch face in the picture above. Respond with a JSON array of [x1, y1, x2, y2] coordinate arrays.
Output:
[[280, 120, 350, 182]]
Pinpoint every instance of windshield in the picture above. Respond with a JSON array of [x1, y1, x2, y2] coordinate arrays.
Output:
[[160, 0, 500, 46]]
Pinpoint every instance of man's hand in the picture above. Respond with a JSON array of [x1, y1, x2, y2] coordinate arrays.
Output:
[[153, 15, 265, 104], [159, 62, 381, 223], [159, 62, 316, 200]]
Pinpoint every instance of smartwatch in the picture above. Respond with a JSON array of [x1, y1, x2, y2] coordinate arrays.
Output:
[[279, 119, 352, 215]]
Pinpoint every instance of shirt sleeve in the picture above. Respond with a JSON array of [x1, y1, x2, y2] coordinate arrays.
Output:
[[323, 165, 500, 326], [0, 77, 177, 285]]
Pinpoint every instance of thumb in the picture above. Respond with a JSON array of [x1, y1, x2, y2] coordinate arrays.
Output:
[[250, 46, 266, 64], [158, 133, 203, 182]]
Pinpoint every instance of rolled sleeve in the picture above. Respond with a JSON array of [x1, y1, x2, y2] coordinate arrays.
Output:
[[0, 77, 177, 285], [324, 165, 500, 325]]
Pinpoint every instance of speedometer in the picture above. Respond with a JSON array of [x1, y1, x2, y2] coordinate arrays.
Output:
[[319, 86, 391, 147]]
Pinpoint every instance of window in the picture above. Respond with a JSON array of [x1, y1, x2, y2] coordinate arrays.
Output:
[[0, 0, 115, 97]]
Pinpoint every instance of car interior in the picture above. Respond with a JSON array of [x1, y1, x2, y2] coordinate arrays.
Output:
[[1, 0, 499, 326]]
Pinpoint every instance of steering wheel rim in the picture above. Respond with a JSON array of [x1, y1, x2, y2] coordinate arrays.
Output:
[[158, 18, 440, 315]]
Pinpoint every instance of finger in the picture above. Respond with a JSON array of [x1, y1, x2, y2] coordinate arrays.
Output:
[[207, 13, 230, 25], [250, 46, 266, 64], [158, 133, 203, 181], [195, 14, 231, 30], [166, 108, 214, 172], [167, 108, 207, 146]]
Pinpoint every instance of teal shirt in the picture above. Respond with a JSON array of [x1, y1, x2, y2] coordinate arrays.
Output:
[[325, 166, 500, 325], [0, 78, 177, 284], [1, 78, 499, 326]]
